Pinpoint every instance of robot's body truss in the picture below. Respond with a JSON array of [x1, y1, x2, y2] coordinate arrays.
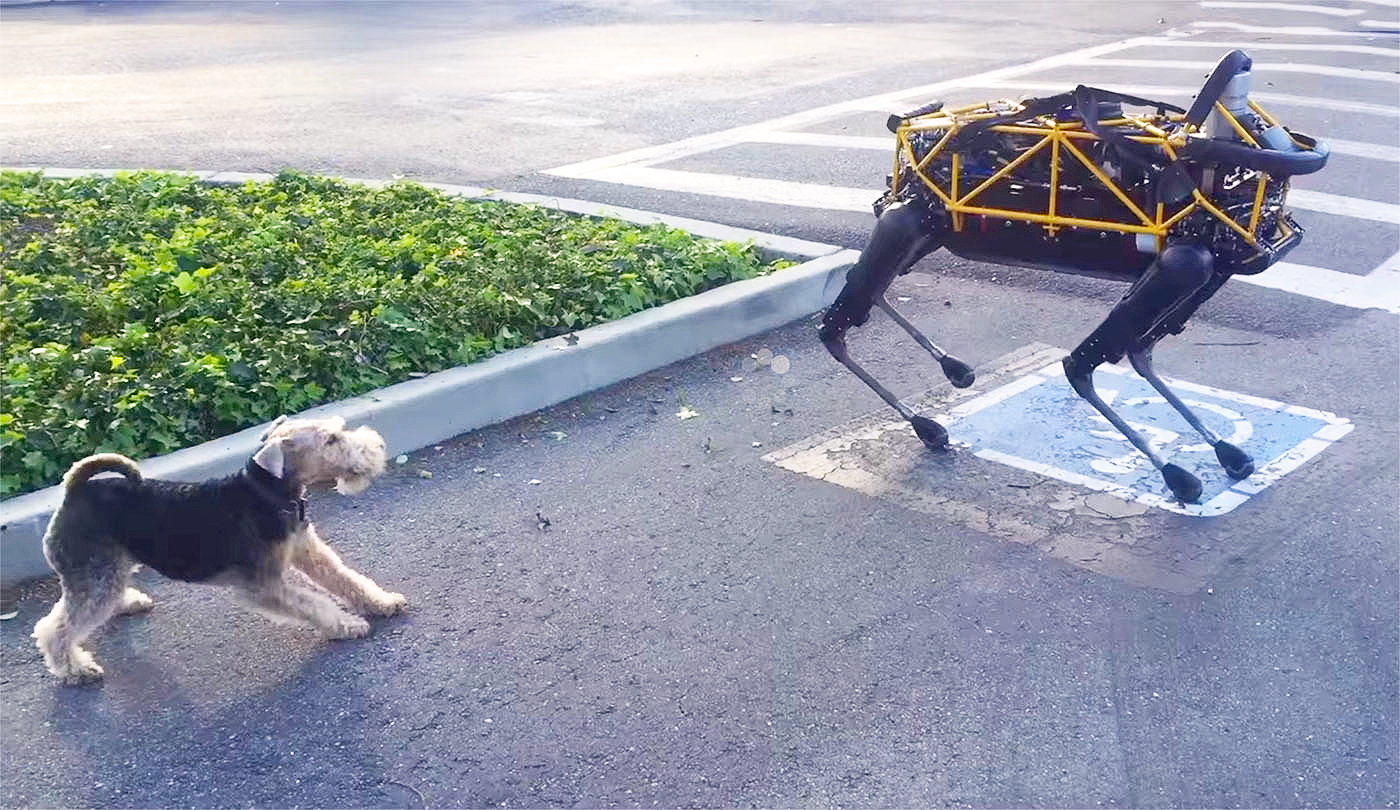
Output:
[[819, 50, 1330, 502]]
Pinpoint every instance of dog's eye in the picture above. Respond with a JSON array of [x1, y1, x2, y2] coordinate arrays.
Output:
[[327, 434, 340, 444]]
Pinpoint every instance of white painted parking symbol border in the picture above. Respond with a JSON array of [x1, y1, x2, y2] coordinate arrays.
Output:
[[928, 359, 1355, 517], [762, 343, 1361, 592]]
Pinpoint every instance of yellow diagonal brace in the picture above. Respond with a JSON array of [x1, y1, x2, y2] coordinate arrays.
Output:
[[914, 127, 959, 171], [1047, 127, 1062, 233], [956, 135, 1051, 206], [1193, 189, 1261, 249], [1247, 174, 1268, 234], [1214, 103, 1260, 147], [1060, 136, 1154, 226]]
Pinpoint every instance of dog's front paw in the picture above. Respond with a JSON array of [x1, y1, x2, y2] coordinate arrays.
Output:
[[117, 587, 155, 615], [367, 591, 407, 616], [324, 615, 371, 640], [61, 654, 105, 686]]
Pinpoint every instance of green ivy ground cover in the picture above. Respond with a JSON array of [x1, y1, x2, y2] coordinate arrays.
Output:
[[0, 170, 793, 498]]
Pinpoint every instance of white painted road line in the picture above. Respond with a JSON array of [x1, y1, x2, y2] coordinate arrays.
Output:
[[547, 34, 1399, 315], [1138, 39, 1400, 57], [546, 35, 1154, 179], [745, 131, 1400, 162], [1078, 57, 1400, 83], [973, 81, 1400, 117], [741, 131, 893, 151], [1235, 261, 1400, 314], [541, 168, 1400, 312], [1188, 20, 1400, 35], [595, 166, 874, 212], [1321, 138, 1400, 162], [1287, 189, 1400, 225], [592, 168, 1400, 225], [1200, 1, 1363, 16]]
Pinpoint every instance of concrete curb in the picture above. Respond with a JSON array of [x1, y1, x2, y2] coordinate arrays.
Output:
[[0, 167, 859, 585]]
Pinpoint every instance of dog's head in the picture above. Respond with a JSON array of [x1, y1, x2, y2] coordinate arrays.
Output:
[[252, 415, 387, 495]]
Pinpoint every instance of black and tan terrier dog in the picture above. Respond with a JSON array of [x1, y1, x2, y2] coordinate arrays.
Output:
[[32, 415, 405, 685]]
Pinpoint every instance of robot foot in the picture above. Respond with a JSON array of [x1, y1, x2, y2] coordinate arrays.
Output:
[[909, 415, 950, 450], [1214, 440, 1255, 480], [1162, 463, 1204, 503]]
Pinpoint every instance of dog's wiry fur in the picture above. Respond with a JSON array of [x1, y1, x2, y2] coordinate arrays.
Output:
[[32, 415, 403, 685]]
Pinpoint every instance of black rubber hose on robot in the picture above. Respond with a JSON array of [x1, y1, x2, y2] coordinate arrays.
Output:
[[1183, 49, 1253, 128]]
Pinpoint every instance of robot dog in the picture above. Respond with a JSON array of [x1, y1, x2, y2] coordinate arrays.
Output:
[[819, 50, 1329, 503]]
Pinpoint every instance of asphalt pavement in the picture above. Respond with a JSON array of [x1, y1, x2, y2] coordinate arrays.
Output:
[[1, 1, 1397, 808], [3, 277, 1394, 808]]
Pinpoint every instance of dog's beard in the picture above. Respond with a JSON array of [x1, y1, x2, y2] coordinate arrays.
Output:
[[335, 475, 373, 495]]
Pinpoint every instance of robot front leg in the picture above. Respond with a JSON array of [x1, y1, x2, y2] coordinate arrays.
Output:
[[819, 202, 972, 450], [876, 296, 976, 388], [1127, 349, 1255, 480], [1062, 244, 1219, 503]]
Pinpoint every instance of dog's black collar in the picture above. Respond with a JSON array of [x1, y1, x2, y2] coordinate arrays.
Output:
[[243, 458, 307, 523]]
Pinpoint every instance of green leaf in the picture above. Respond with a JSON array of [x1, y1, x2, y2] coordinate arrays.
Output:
[[171, 271, 197, 294]]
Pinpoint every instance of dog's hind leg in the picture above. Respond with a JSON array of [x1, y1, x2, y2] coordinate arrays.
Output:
[[291, 526, 406, 616], [820, 201, 968, 450], [33, 525, 130, 684], [32, 575, 125, 685]]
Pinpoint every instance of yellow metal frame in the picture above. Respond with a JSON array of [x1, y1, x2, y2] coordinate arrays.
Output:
[[891, 98, 1309, 254]]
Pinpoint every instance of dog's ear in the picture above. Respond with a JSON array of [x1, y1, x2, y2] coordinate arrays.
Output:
[[326, 415, 346, 431], [252, 438, 287, 479], [259, 415, 289, 441]]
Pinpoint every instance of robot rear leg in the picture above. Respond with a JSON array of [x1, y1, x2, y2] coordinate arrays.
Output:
[[1128, 349, 1254, 480], [1063, 243, 1247, 502]]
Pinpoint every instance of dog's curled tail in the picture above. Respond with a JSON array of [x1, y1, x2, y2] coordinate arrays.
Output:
[[62, 454, 142, 491]]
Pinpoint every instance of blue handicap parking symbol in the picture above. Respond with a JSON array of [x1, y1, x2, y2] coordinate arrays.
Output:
[[934, 361, 1352, 516]]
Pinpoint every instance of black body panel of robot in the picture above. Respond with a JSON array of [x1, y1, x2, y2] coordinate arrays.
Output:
[[880, 109, 1301, 281]]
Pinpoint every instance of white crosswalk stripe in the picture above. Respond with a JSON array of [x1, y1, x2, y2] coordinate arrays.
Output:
[[546, 23, 1400, 315], [971, 82, 1400, 118], [1316, 138, 1400, 163], [1286, 190, 1400, 225], [1140, 39, 1399, 56], [1187, 21, 1400, 35], [1075, 58, 1400, 83], [740, 131, 1400, 163], [1200, 2, 1363, 16]]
